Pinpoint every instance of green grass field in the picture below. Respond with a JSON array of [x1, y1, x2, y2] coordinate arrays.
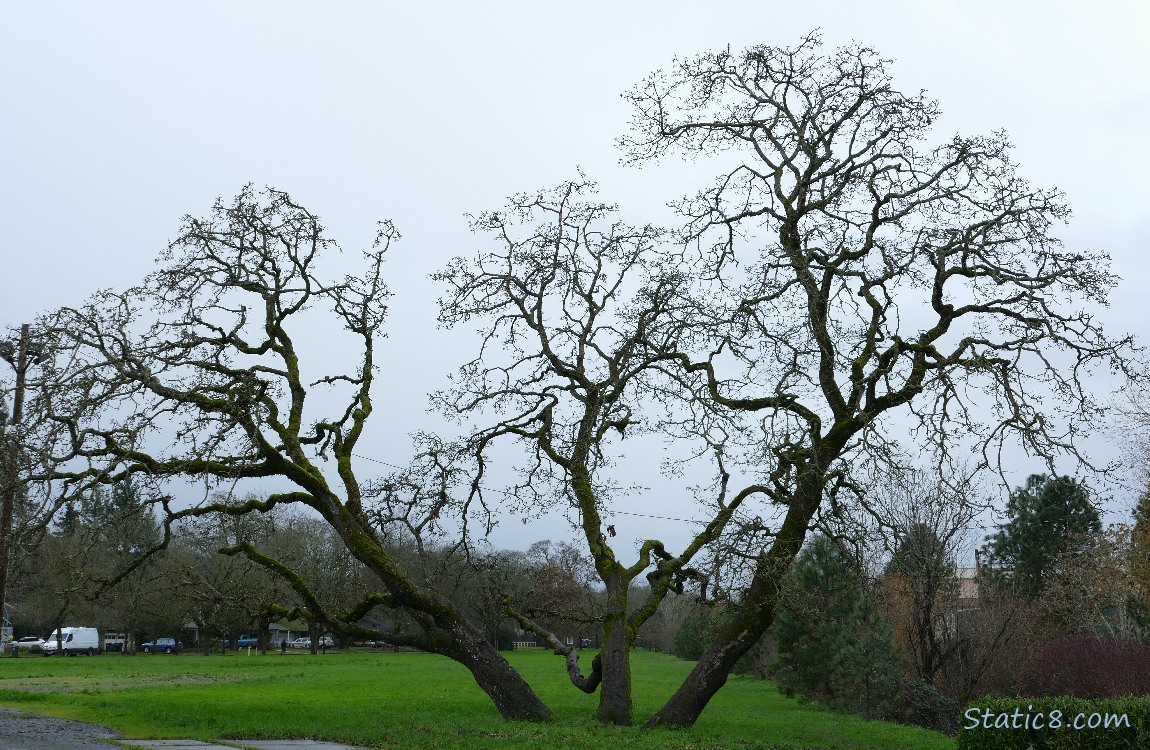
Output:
[[0, 648, 953, 749]]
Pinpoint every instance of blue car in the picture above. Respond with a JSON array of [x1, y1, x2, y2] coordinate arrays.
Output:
[[222, 635, 260, 648], [140, 638, 183, 654]]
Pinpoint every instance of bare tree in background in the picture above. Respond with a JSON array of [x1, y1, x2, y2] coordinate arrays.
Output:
[[174, 511, 284, 652], [1042, 524, 1146, 639], [862, 466, 1027, 704], [1, 325, 74, 638], [619, 34, 1136, 726], [30, 187, 554, 721]]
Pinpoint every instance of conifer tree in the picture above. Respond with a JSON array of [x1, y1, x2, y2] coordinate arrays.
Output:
[[982, 475, 1101, 596], [772, 534, 902, 718]]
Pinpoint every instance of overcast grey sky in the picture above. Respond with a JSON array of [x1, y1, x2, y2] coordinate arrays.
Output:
[[3, 1, 1148, 552]]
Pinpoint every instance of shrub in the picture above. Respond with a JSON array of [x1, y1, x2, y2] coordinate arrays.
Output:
[[895, 678, 958, 735], [1019, 636, 1150, 698], [672, 610, 710, 660]]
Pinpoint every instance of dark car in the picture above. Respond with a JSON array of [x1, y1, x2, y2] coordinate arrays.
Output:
[[140, 637, 183, 654]]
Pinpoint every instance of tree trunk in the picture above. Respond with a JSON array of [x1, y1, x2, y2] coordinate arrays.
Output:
[[647, 492, 817, 727], [646, 605, 768, 726], [597, 577, 633, 725], [52, 613, 65, 655], [0, 325, 30, 642], [445, 619, 556, 722]]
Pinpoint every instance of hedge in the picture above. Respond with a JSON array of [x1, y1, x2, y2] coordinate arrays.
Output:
[[958, 696, 1150, 750]]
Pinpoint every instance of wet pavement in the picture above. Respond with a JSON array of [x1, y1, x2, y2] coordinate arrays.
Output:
[[0, 709, 120, 750], [0, 710, 368, 750], [120, 742, 364, 749]]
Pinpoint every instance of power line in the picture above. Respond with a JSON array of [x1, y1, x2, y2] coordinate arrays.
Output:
[[351, 452, 705, 525], [350, 453, 407, 472], [612, 510, 705, 525]]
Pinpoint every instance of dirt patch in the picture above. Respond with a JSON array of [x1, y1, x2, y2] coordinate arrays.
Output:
[[0, 673, 262, 694]]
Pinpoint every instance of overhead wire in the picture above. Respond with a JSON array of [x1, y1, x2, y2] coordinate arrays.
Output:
[[351, 452, 706, 525]]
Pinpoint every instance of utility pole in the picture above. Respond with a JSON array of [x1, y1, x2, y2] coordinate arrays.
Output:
[[0, 324, 32, 638]]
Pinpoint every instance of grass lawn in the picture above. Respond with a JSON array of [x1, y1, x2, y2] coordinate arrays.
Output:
[[0, 648, 954, 749]]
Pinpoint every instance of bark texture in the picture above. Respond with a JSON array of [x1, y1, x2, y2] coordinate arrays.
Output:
[[597, 577, 634, 724]]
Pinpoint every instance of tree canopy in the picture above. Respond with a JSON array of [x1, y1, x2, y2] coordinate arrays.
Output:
[[26, 186, 553, 721], [435, 179, 767, 724]]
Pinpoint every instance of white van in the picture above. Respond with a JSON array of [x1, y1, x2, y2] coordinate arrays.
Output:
[[42, 627, 101, 656]]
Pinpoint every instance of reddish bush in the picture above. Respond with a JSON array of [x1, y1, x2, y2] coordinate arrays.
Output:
[[1018, 635, 1150, 697]]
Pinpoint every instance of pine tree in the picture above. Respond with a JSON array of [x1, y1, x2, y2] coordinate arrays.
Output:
[[982, 474, 1101, 596], [834, 594, 904, 719], [772, 534, 902, 718], [78, 477, 160, 555]]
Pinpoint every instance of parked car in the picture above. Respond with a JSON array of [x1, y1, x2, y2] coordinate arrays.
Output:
[[140, 637, 183, 654], [5, 636, 46, 654], [222, 635, 259, 648], [317, 635, 334, 649], [42, 627, 100, 656], [289, 637, 311, 649]]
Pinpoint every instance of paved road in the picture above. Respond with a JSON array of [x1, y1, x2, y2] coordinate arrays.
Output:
[[0, 710, 366, 750]]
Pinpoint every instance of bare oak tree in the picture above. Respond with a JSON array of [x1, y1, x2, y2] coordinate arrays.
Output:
[[32, 186, 553, 721], [620, 34, 1135, 726]]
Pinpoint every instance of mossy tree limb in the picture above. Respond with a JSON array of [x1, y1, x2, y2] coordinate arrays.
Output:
[[30, 186, 555, 722]]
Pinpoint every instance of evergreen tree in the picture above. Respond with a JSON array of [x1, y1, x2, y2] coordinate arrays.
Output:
[[772, 534, 902, 719], [886, 522, 954, 582], [982, 474, 1101, 596], [1136, 485, 1150, 525], [79, 477, 160, 555], [672, 610, 710, 661], [55, 501, 79, 535]]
